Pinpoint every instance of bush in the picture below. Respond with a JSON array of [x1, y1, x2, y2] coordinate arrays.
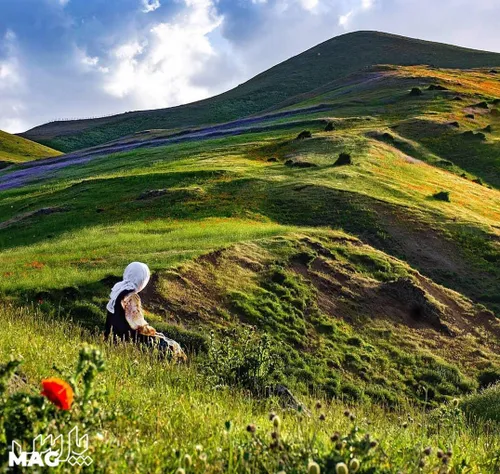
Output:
[[333, 152, 352, 166], [478, 369, 500, 389], [433, 191, 450, 202], [461, 383, 500, 423], [200, 328, 284, 395], [296, 130, 312, 140]]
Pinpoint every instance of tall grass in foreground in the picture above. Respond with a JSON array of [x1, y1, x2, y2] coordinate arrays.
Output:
[[0, 304, 498, 473]]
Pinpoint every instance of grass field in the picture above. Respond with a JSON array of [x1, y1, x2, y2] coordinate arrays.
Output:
[[1, 43, 500, 472]]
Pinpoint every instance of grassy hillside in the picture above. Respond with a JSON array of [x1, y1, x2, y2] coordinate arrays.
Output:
[[21, 31, 500, 153], [1, 305, 498, 472], [0, 129, 61, 166], [1, 63, 500, 471]]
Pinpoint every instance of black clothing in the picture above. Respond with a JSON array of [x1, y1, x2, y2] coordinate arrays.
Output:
[[104, 290, 149, 343]]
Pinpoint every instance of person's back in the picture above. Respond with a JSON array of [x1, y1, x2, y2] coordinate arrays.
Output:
[[105, 262, 186, 361]]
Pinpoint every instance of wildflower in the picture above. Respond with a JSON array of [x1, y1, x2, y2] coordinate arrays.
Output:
[[350, 414, 356, 422], [419, 459, 426, 468], [335, 462, 349, 474], [335, 442, 343, 451], [94, 433, 105, 442], [315, 401, 322, 410], [446, 449, 453, 457], [423, 447, 432, 456], [319, 413, 326, 421], [273, 415, 281, 429], [349, 458, 360, 473], [437, 449, 444, 459], [369, 440, 378, 449], [442, 455, 450, 465], [343, 410, 351, 417], [199, 453, 207, 462], [41, 377, 74, 410], [176, 469, 185, 474], [183, 454, 192, 468], [195, 444, 203, 453], [308, 461, 321, 474], [402, 422, 408, 428], [246, 424, 256, 433]]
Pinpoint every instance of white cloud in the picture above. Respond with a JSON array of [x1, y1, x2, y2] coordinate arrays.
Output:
[[338, 0, 374, 28], [102, 0, 224, 109], [0, 30, 27, 133], [299, 0, 319, 11], [142, 0, 161, 13]]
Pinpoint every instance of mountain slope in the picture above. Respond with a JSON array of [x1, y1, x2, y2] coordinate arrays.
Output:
[[21, 31, 500, 153], [0, 129, 62, 167]]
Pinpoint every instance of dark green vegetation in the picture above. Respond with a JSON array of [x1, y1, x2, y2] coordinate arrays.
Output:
[[21, 31, 500, 152], [0, 129, 61, 165], [1, 31, 500, 472]]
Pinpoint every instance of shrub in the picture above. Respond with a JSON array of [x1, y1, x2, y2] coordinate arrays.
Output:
[[296, 130, 312, 140], [333, 152, 352, 167], [478, 369, 500, 389], [432, 191, 450, 202], [461, 383, 500, 423], [200, 328, 284, 395]]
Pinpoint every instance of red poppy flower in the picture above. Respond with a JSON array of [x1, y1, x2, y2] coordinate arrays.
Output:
[[41, 377, 74, 410]]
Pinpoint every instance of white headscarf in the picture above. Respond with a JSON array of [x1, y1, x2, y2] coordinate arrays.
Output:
[[106, 262, 151, 313]]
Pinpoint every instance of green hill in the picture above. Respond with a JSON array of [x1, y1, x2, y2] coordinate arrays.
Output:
[[0, 129, 61, 166], [21, 31, 500, 152], [1, 38, 500, 472]]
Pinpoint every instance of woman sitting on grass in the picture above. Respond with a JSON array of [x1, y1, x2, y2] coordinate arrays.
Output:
[[105, 262, 186, 361]]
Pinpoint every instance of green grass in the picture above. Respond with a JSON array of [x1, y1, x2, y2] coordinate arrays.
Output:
[[1, 305, 499, 473], [1, 62, 500, 472], [0, 129, 61, 164]]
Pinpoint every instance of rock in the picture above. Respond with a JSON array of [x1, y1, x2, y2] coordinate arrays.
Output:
[[465, 114, 475, 119], [333, 152, 352, 167], [267, 157, 278, 162], [490, 69, 498, 74], [296, 130, 312, 140], [409, 87, 423, 96], [448, 121, 460, 128], [324, 122, 335, 132]]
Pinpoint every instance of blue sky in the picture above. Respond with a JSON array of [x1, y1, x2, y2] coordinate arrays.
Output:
[[1, 0, 499, 133]]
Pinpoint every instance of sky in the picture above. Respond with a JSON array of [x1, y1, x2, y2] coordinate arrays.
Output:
[[1, 0, 500, 133]]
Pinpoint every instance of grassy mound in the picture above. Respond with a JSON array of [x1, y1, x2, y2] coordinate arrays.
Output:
[[0, 129, 62, 164]]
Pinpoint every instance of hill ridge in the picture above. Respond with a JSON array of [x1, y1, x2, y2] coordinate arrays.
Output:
[[21, 31, 500, 152]]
